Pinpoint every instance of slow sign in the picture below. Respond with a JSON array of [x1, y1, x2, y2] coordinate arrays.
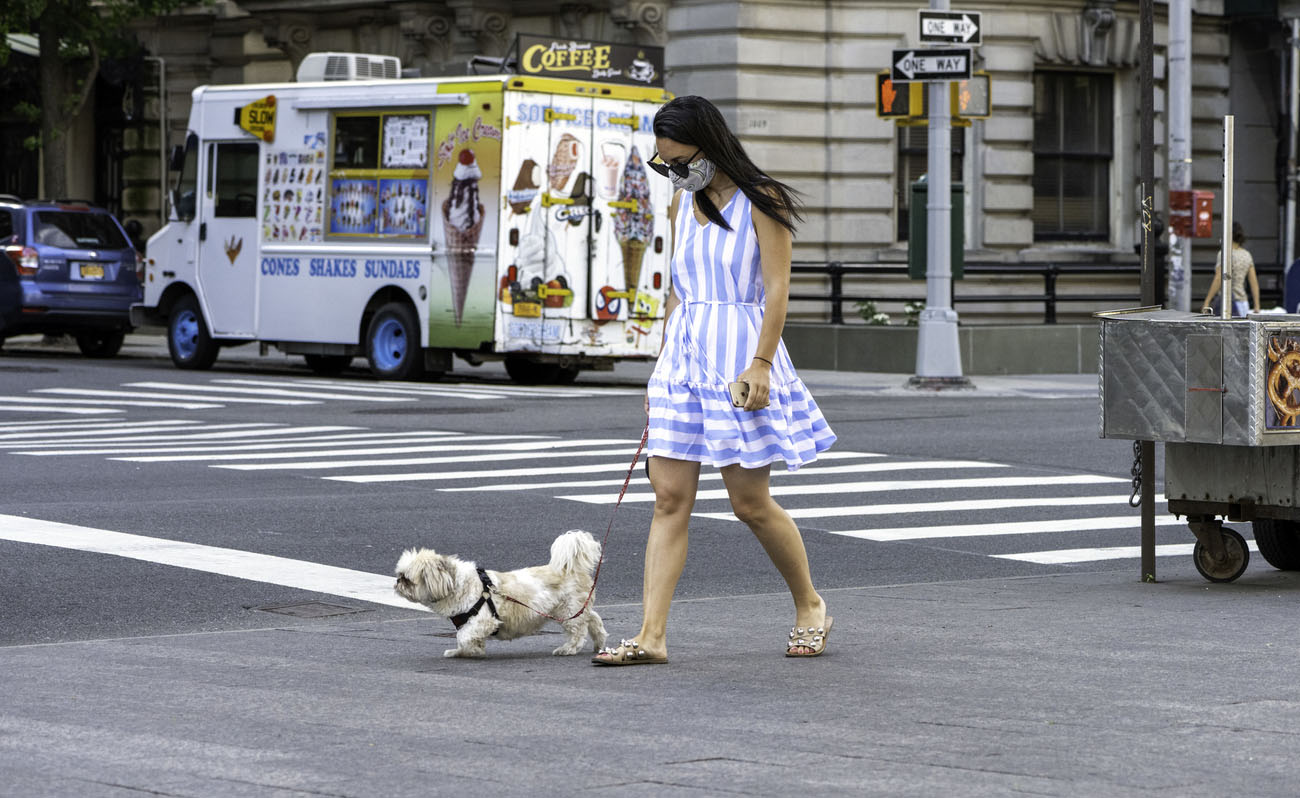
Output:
[[236, 95, 277, 143]]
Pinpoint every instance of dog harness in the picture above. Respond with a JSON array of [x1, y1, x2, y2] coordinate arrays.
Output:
[[448, 567, 501, 632]]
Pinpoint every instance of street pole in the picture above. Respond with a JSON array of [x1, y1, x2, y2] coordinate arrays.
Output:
[[1166, 0, 1192, 312], [1286, 18, 1299, 271], [1139, 0, 1156, 581], [1222, 116, 1235, 321], [910, 0, 970, 389]]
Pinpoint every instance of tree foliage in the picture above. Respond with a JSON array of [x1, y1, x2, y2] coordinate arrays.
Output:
[[0, 1, 186, 197]]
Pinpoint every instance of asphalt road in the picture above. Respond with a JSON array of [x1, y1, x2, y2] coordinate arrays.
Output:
[[6, 333, 1297, 797]]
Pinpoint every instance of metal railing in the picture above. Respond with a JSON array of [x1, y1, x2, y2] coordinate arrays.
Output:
[[789, 260, 1287, 324]]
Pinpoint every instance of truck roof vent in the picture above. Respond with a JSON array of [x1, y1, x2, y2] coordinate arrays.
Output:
[[296, 52, 402, 82]]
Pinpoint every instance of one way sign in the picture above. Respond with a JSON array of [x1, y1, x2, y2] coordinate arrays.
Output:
[[891, 48, 972, 83], [918, 10, 982, 45]]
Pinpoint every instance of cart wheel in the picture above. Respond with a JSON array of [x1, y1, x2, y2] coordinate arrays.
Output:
[[1252, 519, 1300, 570], [1193, 526, 1250, 583]]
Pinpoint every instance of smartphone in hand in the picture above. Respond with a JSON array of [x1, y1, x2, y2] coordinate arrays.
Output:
[[727, 381, 749, 408]]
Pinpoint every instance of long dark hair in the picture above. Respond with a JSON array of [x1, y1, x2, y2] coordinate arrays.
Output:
[[652, 95, 804, 234]]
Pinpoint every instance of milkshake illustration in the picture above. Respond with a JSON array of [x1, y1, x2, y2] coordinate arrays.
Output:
[[442, 148, 485, 326], [613, 145, 653, 298]]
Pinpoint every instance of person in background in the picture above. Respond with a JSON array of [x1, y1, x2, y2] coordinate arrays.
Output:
[[1201, 221, 1259, 317], [123, 219, 147, 256]]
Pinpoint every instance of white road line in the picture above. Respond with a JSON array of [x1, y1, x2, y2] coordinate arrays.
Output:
[[217, 444, 643, 471], [0, 420, 202, 438], [317, 447, 646, 481], [213, 378, 503, 401], [280, 376, 643, 398], [0, 404, 121, 415], [0, 419, 198, 434], [14, 432, 467, 456], [114, 434, 589, 463], [323, 460, 646, 482], [559, 474, 1126, 504], [122, 381, 412, 403], [694, 494, 1168, 521], [34, 388, 312, 406], [830, 515, 1187, 542], [437, 458, 1005, 493], [9, 394, 223, 410], [0, 514, 422, 611], [994, 540, 1259, 564], [2, 423, 286, 445], [7, 425, 362, 449]]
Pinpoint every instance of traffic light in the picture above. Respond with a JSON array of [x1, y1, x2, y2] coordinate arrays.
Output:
[[951, 73, 991, 119], [876, 73, 924, 119]]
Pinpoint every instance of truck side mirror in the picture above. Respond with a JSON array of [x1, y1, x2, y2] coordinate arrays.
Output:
[[169, 145, 186, 172]]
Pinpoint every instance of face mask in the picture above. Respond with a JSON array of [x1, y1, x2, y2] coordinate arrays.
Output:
[[668, 157, 716, 193]]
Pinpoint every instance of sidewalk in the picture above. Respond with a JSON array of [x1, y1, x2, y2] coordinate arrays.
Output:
[[6, 331, 1096, 399], [3, 564, 1296, 796]]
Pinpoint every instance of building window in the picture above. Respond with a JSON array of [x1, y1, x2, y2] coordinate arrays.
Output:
[[1032, 71, 1113, 241], [897, 125, 964, 241]]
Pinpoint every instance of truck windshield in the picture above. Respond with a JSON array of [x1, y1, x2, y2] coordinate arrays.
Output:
[[33, 212, 130, 249]]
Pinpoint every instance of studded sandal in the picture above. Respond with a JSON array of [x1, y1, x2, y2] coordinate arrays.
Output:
[[591, 638, 668, 666], [786, 616, 833, 658]]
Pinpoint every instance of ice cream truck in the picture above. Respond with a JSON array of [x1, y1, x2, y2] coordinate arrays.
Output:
[[133, 48, 673, 382]]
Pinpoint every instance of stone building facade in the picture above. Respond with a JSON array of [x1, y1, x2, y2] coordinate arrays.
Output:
[[22, 1, 1294, 322]]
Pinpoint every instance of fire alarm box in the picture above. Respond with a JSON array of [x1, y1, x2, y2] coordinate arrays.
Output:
[[1170, 190, 1214, 238]]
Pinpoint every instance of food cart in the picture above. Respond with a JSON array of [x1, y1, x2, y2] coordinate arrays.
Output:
[[1098, 307, 1300, 581]]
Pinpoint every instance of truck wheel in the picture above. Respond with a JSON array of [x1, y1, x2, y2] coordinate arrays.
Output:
[[303, 354, 352, 375], [555, 365, 580, 384], [366, 302, 422, 380], [1193, 526, 1250, 583], [76, 331, 125, 358], [1252, 519, 1300, 570], [168, 294, 219, 370], [504, 354, 559, 384]]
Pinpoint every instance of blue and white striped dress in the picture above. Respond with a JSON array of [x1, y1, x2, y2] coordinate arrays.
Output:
[[646, 188, 836, 471]]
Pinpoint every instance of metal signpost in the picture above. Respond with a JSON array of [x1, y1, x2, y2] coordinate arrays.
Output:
[[895, 1, 975, 388]]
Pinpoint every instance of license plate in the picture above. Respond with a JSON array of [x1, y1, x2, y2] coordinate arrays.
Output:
[[78, 263, 104, 279]]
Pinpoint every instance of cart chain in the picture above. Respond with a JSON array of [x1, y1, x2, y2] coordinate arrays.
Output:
[[1128, 440, 1142, 507]]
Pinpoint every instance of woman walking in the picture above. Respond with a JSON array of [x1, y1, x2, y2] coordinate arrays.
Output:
[[593, 96, 837, 666], [1201, 221, 1260, 317]]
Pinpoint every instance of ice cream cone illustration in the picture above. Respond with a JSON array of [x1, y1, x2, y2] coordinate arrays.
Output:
[[548, 133, 581, 192], [612, 146, 654, 299], [443, 149, 485, 326]]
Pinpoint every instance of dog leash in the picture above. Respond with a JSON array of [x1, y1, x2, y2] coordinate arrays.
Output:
[[496, 424, 650, 622]]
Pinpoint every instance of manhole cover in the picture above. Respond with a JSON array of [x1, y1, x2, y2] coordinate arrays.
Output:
[[257, 601, 368, 618], [354, 406, 508, 415], [0, 365, 58, 373]]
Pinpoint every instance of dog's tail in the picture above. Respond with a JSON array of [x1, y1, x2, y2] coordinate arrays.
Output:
[[549, 529, 601, 576]]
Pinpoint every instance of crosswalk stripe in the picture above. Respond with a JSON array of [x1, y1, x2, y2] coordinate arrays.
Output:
[[211, 378, 502, 401], [122, 381, 412, 402], [559, 474, 1126, 505], [35, 388, 314, 406], [0, 404, 121, 415], [994, 540, 1259, 564], [7, 424, 360, 449], [9, 394, 222, 410], [829, 515, 1187, 542], [215, 444, 643, 471], [113, 434, 600, 463], [277, 376, 643, 398], [13, 431, 463, 456], [0, 420, 202, 438], [695, 494, 1169, 521], [438, 459, 1008, 493], [3, 423, 288, 446], [0, 514, 421, 611], [316, 447, 645, 481]]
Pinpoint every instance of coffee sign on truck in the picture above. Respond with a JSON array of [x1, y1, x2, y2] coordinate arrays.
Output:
[[512, 34, 664, 88]]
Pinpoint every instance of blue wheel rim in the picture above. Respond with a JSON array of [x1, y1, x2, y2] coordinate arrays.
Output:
[[172, 309, 199, 360], [371, 317, 407, 372]]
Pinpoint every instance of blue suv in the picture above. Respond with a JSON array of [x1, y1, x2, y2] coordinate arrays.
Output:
[[0, 196, 143, 357]]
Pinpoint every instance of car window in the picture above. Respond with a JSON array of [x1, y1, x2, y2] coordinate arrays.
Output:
[[33, 211, 130, 249], [0, 209, 15, 244]]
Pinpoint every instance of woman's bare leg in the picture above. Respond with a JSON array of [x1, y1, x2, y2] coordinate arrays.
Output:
[[595, 456, 699, 660], [720, 463, 826, 654]]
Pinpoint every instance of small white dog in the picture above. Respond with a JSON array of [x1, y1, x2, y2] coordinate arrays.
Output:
[[394, 529, 608, 658]]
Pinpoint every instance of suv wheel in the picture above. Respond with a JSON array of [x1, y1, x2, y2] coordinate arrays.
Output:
[[168, 294, 219, 370], [75, 331, 126, 358]]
